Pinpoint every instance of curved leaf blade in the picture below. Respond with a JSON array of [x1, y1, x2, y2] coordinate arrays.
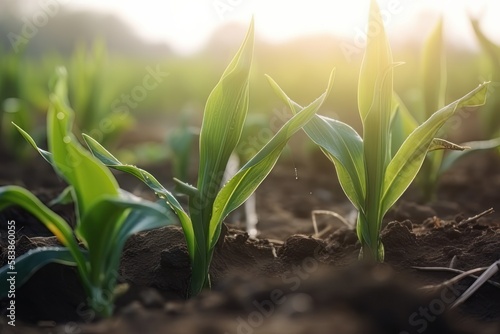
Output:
[[358, 0, 393, 125], [382, 83, 489, 215], [209, 73, 334, 249], [12, 123, 53, 164], [0, 186, 82, 258], [82, 134, 196, 262], [47, 69, 119, 217], [191, 23, 255, 291], [308, 116, 365, 211], [79, 193, 176, 286], [0, 186, 89, 285], [266, 74, 366, 210], [196, 19, 254, 222]]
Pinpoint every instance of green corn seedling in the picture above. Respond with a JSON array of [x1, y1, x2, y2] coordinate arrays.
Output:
[[267, 0, 489, 261], [0, 68, 174, 317], [83, 20, 334, 296], [470, 16, 500, 138], [68, 40, 133, 145], [397, 18, 500, 201]]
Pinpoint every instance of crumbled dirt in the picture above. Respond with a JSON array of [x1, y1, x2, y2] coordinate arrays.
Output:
[[0, 149, 499, 333]]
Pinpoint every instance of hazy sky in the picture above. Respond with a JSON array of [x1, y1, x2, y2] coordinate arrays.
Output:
[[63, 0, 500, 54]]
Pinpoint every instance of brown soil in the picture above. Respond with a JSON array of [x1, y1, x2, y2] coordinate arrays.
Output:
[[0, 149, 499, 334]]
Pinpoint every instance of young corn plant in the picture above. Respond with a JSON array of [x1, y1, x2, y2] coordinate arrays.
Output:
[[398, 18, 500, 201], [267, 0, 489, 261], [470, 16, 500, 139], [0, 68, 174, 317], [83, 20, 334, 296], [68, 40, 133, 145]]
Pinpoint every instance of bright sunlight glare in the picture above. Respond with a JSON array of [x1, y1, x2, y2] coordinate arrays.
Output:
[[67, 0, 500, 54]]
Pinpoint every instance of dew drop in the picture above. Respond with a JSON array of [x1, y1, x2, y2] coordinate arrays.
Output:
[[57, 112, 65, 120], [294, 167, 298, 180], [63, 136, 71, 143]]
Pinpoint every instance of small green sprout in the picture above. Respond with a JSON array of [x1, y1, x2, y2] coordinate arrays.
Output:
[[0, 68, 174, 317], [268, 0, 489, 261], [83, 20, 333, 296]]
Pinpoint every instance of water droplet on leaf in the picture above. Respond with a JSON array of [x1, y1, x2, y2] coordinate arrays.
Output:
[[63, 136, 71, 143], [57, 112, 65, 120]]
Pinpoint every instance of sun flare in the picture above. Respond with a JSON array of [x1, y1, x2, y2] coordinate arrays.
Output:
[[66, 0, 500, 54]]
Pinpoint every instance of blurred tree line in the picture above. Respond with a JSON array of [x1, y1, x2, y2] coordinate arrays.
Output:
[[0, 0, 489, 154]]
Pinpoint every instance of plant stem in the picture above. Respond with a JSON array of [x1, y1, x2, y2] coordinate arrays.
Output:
[[357, 213, 384, 262]]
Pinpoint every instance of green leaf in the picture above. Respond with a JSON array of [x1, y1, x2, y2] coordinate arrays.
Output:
[[113, 191, 177, 252], [6, 67, 174, 316], [0, 247, 80, 298], [357, 0, 394, 257], [382, 82, 489, 215], [0, 186, 79, 255], [209, 74, 334, 249], [266, 74, 366, 211], [12, 122, 53, 164], [307, 116, 366, 211], [195, 18, 254, 228], [0, 186, 89, 284], [358, 0, 393, 125], [82, 134, 197, 263], [187, 20, 254, 295], [78, 192, 175, 287], [47, 69, 119, 218], [173, 178, 199, 198]]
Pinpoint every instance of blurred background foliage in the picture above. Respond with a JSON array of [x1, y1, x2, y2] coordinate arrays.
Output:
[[0, 0, 496, 164]]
